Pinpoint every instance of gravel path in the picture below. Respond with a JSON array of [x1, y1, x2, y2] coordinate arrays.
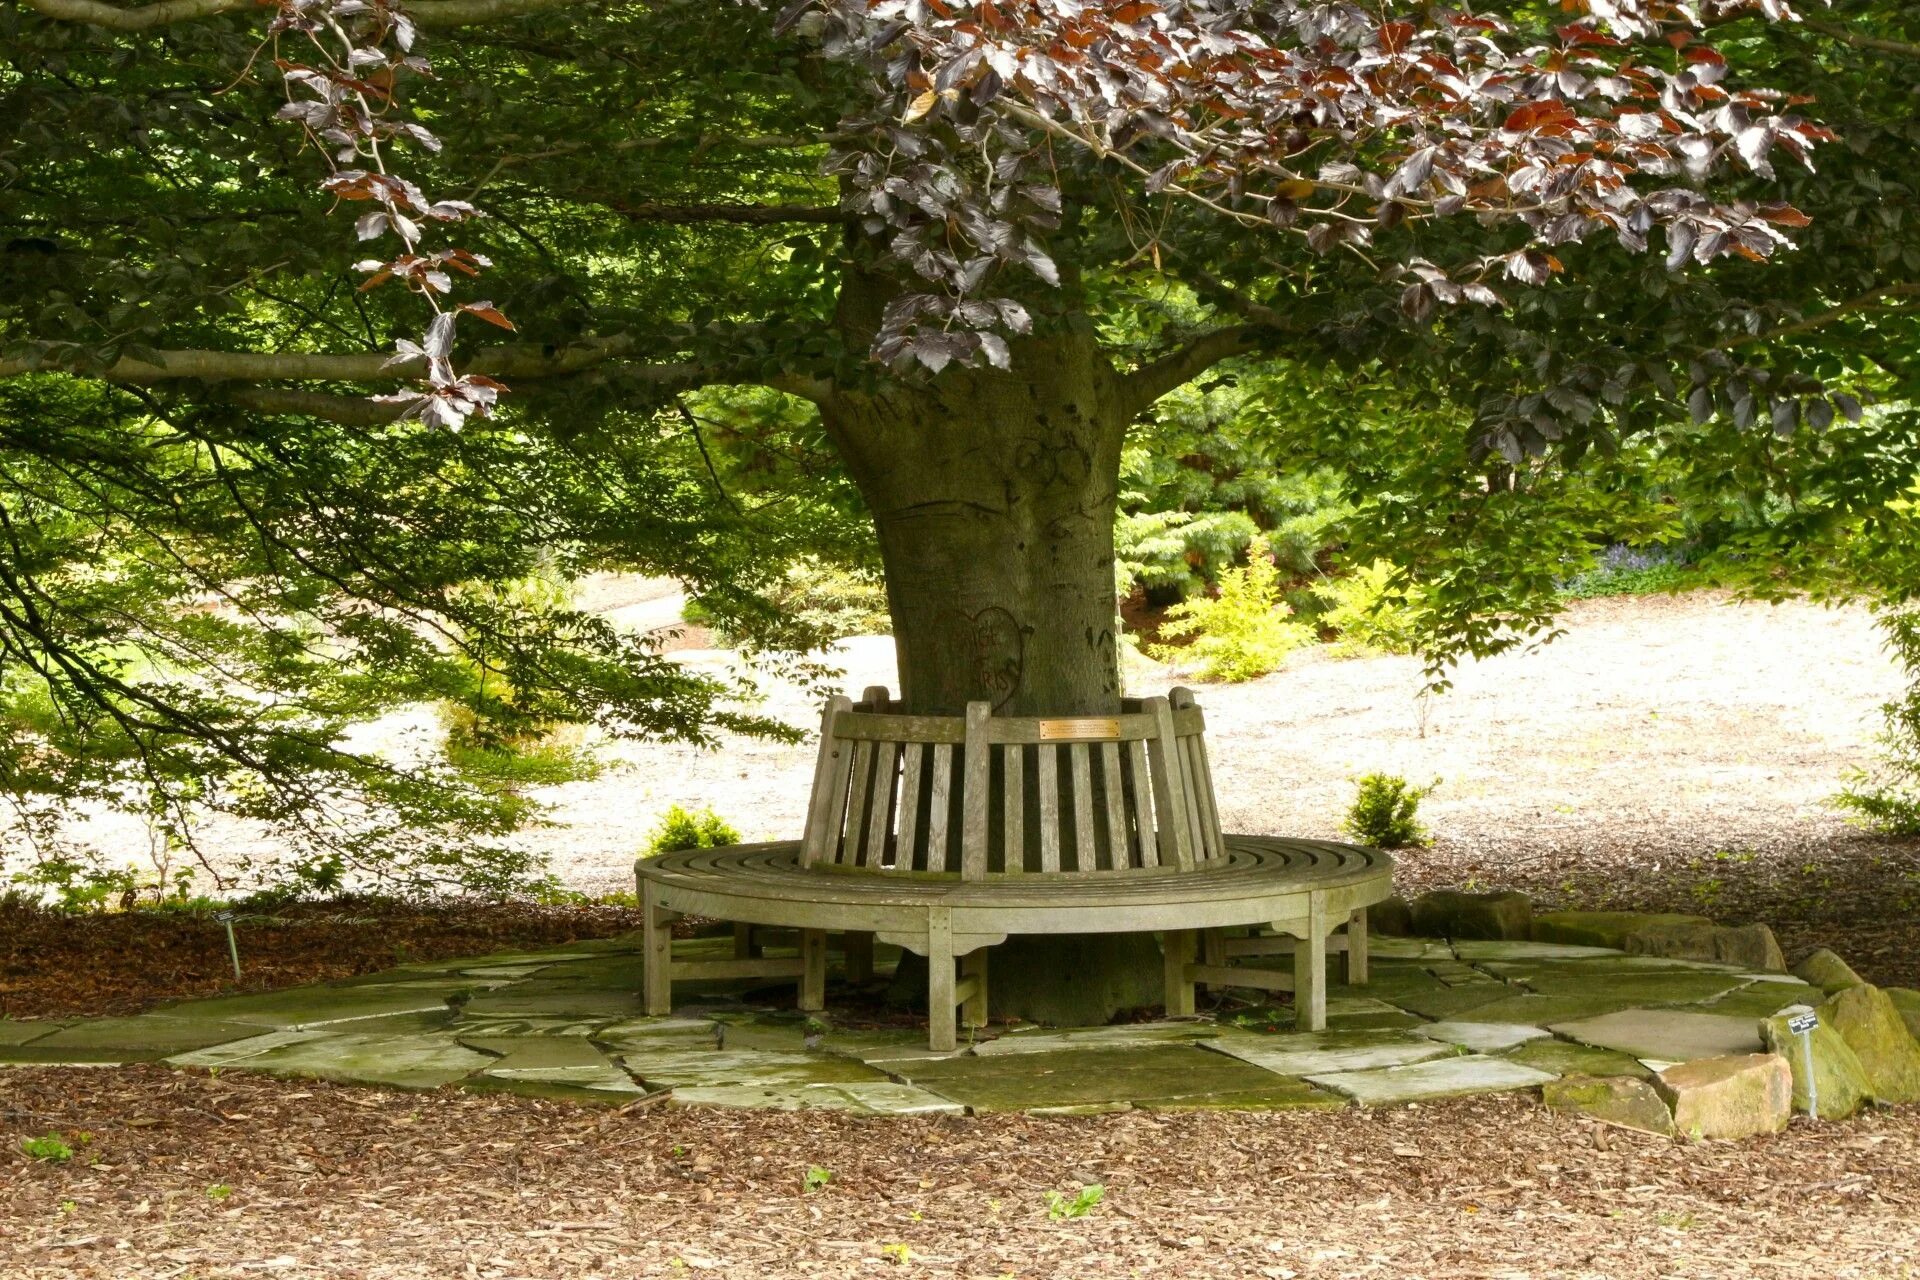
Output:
[[534, 591, 1903, 893]]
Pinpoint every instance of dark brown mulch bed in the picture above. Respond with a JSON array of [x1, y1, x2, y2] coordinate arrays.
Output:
[[0, 898, 643, 1021], [1, 1065, 1916, 1279], [1402, 828, 1920, 990]]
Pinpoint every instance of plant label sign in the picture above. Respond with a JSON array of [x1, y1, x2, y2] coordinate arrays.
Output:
[[1788, 1012, 1819, 1036]]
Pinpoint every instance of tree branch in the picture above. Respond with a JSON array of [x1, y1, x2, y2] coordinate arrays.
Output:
[[1806, 21, 1920, 60], [1716, 282, 1920, 351], [601, 201, 852, 226], [0, 334, 675, 384], [1119, 325, 1268, 412], [18, 0, 588, 30]]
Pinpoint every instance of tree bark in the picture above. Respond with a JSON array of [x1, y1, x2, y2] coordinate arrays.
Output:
[[823, 321, 1179, 1024], [821, 323, 1130, 717]]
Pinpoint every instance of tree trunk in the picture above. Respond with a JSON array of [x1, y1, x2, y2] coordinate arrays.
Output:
[[822, 323, 1170, 1025], [821, 325, 1129, 716]]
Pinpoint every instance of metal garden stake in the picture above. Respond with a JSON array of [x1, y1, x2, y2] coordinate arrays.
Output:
[[214, 910, 242, 980]]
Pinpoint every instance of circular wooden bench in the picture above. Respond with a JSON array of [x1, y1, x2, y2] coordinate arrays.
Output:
[[637, 687, 1394, 1049]]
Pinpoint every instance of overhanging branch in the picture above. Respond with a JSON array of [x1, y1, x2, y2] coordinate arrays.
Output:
[[19, 0, 589, 29], [1119, 325, 1269, 412], [1806, 21, 1920, 60], [1, 335, 672, 385]]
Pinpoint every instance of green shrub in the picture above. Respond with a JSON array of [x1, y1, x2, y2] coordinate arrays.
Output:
[[1147, 535, 1314, 682], [1310, 560, 1425, 657], [642, 804, 742, 857], [1835, 608, 1920, 836], [1342, 773, 1436, 849], [687, 557, 891, 645]]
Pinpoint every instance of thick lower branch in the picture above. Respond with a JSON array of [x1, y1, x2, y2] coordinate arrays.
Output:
[[20, 0, 589, 30]]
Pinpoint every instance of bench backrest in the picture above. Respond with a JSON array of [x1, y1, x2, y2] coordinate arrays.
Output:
[[799, 686, 1226, 879]]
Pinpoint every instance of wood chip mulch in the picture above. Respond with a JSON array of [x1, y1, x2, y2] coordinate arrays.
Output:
[[0, 899, 643, 1021], [2, 1066, 1916, 1279]]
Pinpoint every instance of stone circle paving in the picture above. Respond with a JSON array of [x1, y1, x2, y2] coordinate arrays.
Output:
[[6, 919, 1920, 1140]]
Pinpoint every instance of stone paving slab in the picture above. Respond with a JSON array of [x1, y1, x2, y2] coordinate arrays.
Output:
[[1549, 1008, 1766, 1063], [1308, 1054, 1557, 1105], [1419, 1021, 1551, 1053], [1206, 1030, 1456, 1076], [6, 930, 1845, 1116], [669, 1081, 963, 1115]]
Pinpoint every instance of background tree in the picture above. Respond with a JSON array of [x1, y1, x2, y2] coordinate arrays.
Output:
[[2, 0, 1899, 1013]]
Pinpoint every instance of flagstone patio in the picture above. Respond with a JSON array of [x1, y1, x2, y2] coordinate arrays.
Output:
[[0, 932, 1825, 1116]]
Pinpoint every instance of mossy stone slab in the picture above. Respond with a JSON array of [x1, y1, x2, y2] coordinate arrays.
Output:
[[617, 1046, 880, 1089], [177, 1030, 494, 1090], [1418, 1021, 1551, 1053], [1761, 1008, 1872, 1120], [1307, 1054, 1554, 1105], [1792, 948, 1866, 993], [1509, 970, 1749, 1006], [0, 1020, 65, 1046], [152, 984, 468, 1029], [464, 986, 648, 1019], [1365, 938, 1456, 962], [892, 1045, 1303, 1112], [460, 1036, 609, 1069], [1133, 1081, 1347, 1112], [971, 1021, 1219, 1056], [461, 1075, 647, 1104], [670, 1081, 962, 1115], [1444, 994, 1647, 1026], [1451, 941, 1626, 962], [1700, 983, 1817, 1020], [1387, 985, 1518, 1021], [1206, 1030, 1454, 1076], [11, 1015, 266, 1056], [1503, 1037, 1653, 1080], [1551, 1009, 1764, 1063]]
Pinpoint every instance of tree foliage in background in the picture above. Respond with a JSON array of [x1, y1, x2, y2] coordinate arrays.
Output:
[[3, 0, 1912, 900]]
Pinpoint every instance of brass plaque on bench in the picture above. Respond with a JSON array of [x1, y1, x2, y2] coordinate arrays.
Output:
[[1036, 717, 1121, 741]]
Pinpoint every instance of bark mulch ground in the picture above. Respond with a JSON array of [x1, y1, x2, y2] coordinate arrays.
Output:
[[0, 898, 641, 1021], [2, 1065, 1915, 1279]]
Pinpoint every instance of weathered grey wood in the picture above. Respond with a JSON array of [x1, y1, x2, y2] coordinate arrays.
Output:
[[961, 702, 992, 880], [960, 946, 989, 1029], [864, 739, 899, 870], [1180, 735, 1214, 863], [1126, 739, 1156, 869], [1162, 929, 1196, 1016], [1098, 742, 1127, 872], [1145, 696, 1195, 871], [1002, 743, 1024, 874], [643, 881, 673, 1016], [925, 742, 953, 873], [638, 835, 1395, 1048], [1187, 962, 1294, 993], [800, 696, 851, 867], [1036, 744, 1061, 873], [799, 928, 827, 1011], [1344, 907, 1369, 985], [1292, 893, 1329, 1031], [1068, 742, 1095, 872], [928, 906, 957, 1052], [669, 956, 807, 981], [843, 738, 875, 868], [832, 705, 1203, 744], [896, 742, 925, 872]]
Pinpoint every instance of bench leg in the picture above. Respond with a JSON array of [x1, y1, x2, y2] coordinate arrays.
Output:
[[642, 881, 673, 1017], [1162, 929, 1197, 1017], [733, 922, 761, 960], [1201, 929, 1225, 968], [960, 946, 989, 1030], [799, 928, 828, 1012], [844, 931, 875, 985], [1292, 896, 1329, 1031], [1343, 908, 1370, 986], [927, 908, 956, 1051]]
